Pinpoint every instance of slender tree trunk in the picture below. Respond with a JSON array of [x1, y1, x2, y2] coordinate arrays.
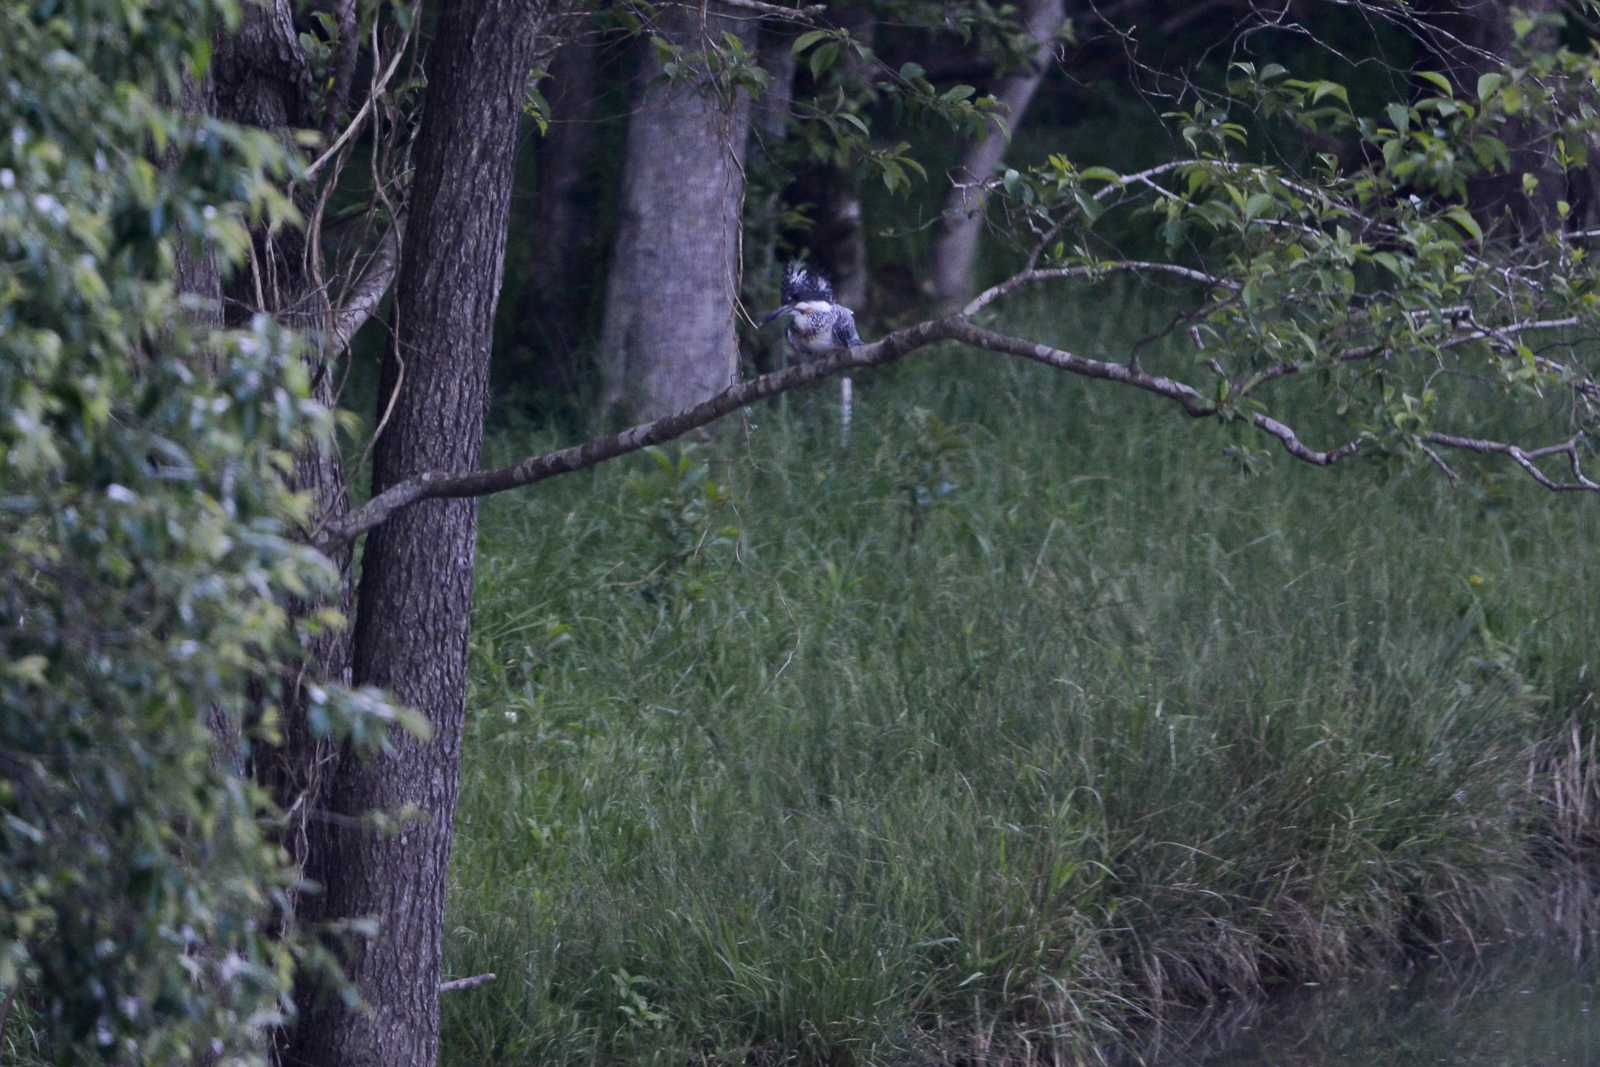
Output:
[[282, 4, 552, 1065], [808, 5, 874, 312], [598, 2, 756, 423], [1418, 0, 1565, 239], [745, 23, 799, 375], [519, 27, 600, 393], [927, 0, 1066, 308]]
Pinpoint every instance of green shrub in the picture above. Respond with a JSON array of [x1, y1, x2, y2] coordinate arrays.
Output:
[[0, 6, 401, 1062]]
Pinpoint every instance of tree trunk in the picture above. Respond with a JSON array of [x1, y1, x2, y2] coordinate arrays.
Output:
[[745, 23, 799, 376], [211, 7, 361, 971], [280, 4, 551, 1066], [1418, 0, 1565, 240], [598, 3, 756, 423], [927, 0, 1066, 308], [810, 5, 874, 312], [521, 27, 600, 393]]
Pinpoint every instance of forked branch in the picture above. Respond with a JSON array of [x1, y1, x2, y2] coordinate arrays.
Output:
[[313, 281, 1595, 550]]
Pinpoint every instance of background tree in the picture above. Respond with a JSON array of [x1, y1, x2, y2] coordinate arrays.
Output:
[[927, 0, 1070, 307], [518, 26, 604, 397], [597, 2, 763, 423]]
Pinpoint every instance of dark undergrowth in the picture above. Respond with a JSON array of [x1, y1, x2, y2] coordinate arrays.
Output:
[[440, 281, 1599, 1065]]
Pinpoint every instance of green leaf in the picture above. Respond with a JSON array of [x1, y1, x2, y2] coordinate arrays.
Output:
[[791, 29, 830, 55], [1243, 192, 1274, 221], [1072, 189, 1103, 223], [1079, 166, 1120, 183], [1417, 70, 1454, 97], [881, 159, 906, 194], [1476, 72, 1504, 102], [1311, 80, 1349, 107], [1386, 103, 1410, 133], [1444, 206, 1483, 241], [809, 41, 840, 81]]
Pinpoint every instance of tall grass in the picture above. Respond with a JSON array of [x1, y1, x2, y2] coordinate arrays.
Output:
[[441, 282, 1598, 1064]]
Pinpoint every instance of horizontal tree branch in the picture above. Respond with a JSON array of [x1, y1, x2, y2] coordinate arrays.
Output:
[[1422, 432, 1599, 493], [315, 296, 1599, 548], [963, 261, 1238, 317], [316, 317, 958, 547], [438, 973, 496, 994], [687, 0, 826, 19], [942, 318, 1211, 413], [1244, 316, 1594, 395]]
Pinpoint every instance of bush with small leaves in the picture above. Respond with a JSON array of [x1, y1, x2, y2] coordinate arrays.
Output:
[[0, 4, 409, 1062]]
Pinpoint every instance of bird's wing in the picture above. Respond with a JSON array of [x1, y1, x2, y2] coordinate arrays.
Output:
[[831, 307, 863, 349]]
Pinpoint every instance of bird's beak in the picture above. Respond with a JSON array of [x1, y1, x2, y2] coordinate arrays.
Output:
[[759, 303, 793, 327]]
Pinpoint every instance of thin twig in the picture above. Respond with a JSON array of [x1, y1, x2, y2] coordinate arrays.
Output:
[[699, 0, 824, 18], [304, 18, 410, 182], [1422, 432, 1600, 493], [438, 973, 496, 994], [963, 261, 1237, 317], [357, 350, 405, 478], [1418, 441, 1461, 486]]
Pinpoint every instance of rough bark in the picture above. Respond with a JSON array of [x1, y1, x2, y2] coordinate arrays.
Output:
[[927, 0, 1066, 308], [281, 4, 552, 1065], [598, 2, 757, 423]]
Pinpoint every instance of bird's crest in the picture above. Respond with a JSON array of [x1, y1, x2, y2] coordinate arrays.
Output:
[[780, 261, 835, 305]]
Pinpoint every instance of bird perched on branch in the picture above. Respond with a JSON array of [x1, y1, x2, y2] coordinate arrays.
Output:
[[760, 262, 863, 359]]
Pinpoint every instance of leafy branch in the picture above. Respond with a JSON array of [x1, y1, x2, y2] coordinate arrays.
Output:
[[321, 35, 1600, 544]]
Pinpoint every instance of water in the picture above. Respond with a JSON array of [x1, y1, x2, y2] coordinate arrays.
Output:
[[1147, 945, 1600, 1066]]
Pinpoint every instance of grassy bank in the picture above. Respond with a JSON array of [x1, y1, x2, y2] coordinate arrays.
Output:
[[441, 285, 1598, 1064]]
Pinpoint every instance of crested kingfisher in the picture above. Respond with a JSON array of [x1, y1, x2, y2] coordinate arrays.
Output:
[[759, 262, 864, 358]]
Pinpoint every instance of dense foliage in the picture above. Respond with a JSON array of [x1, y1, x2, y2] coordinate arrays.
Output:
[[0, 4, 404, 1061]]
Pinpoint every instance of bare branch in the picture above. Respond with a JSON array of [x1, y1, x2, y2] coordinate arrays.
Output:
[[694, 0, 825, 19], [1422, 432, 1600, 493], [317, 317, 958, 547], [1250, 414, 1366, 467], [438, 973, 496, 994], [313, 282, 1600, 549], [945, 318, 1211, 413], [963, 261, 1238, 317], [330, 218, 403, 352], [1418, 441, 1461, 486]]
